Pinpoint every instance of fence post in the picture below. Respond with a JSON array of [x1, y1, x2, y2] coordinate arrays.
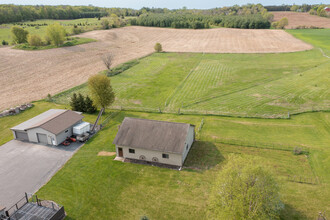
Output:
[[25, 192, 29, 203]]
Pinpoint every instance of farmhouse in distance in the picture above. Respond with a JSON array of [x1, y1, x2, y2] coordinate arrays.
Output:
[[113, 117, 195, 167]]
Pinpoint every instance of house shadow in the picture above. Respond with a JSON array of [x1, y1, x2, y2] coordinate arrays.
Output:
[[280, 203, 309, 220], [183, 141, 224, 172]]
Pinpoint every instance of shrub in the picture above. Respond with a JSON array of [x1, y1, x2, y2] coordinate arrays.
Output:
[[2, 40, 8, 45], [72, 26, 83, 35], [107, 60, 139, 76], [293, 146, 303, 155], [62, 41, 74, 47], [154, 42, 162, 52], [46, 23, 66, 46], [11, 26, 29, 44], [28, 34, 43, 46]]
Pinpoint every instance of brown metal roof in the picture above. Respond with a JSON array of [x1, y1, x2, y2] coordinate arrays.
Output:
[[38, 110, 84, 135], [11, 109, 84, 135], [113, 117, 194, 154]]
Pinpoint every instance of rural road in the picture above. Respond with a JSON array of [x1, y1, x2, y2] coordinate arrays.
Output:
[[0, 140, 82, 208], [0, 26, 312, 111]]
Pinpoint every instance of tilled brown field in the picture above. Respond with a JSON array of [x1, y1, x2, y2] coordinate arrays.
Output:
[[272, 11, 330, 29], [0, 26, 312, 110]]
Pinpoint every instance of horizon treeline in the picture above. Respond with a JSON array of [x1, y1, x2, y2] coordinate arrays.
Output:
[[130, 4, 272, 29]]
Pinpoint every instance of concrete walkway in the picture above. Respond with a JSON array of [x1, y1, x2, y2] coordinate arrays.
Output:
[[0, 140, 82, 209]]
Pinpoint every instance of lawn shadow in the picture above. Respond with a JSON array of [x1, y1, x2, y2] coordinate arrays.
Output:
[[280, 203, 309, 220], [183, 141, 224, 171]]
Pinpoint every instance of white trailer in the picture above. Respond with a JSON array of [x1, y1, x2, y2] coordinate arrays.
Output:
[[73, 122, 90, 136]]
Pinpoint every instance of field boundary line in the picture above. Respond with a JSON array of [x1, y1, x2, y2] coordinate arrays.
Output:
[[318, 48, 330, 59]]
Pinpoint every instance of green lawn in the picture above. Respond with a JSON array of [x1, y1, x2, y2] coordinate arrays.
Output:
[[0, 18, 101, 44], [53, 49, 329, 118], [28, 103, 328, 220]]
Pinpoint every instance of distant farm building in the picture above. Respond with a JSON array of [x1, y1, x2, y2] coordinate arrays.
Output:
[[11, 109, 85, 146], [113, 117, 195, 167], [325, 7, 330, 12]]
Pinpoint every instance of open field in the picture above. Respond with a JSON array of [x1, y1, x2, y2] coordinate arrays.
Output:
[[4, 102, 324, 219], [54, 49, 329, 118], [272, 11, 330, 29], [0, 26, 313, 111], [0, 18, 101, 43]]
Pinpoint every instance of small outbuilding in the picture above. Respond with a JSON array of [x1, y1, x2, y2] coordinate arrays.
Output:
[[113, 117, 195, 167], [11, 109, 84, 146]]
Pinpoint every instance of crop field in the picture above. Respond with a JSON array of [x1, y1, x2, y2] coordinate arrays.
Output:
[[0, 26, 312, 111], [2, 101, 324, 219], [272, 11, 330, 29], [53, 29, 330, 118]]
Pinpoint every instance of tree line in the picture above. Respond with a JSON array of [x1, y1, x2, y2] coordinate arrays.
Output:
[[130, 13, 271, 29], [0, 4, 143, 24]]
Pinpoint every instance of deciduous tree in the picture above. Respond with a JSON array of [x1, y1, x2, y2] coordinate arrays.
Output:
[[208, 155, 283, 220], [46, 23, 66, 46], [28, 34, 43, 46], [154, 42, 162, 52], [88, 74, 115, 109], [102, 53, 114, 70], [11, 26, 29, 44]]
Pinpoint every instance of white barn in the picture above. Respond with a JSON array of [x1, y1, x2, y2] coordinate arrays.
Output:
[[11, 109, 84, 146], [113, 117, 195, 167]]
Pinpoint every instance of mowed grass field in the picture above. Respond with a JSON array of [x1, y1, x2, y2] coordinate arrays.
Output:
[[0, 18, 101, 43], [54, 29, 330, 118], [2, 101, 324, 219]]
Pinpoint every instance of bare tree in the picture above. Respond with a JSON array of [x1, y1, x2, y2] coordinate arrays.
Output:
[[102, 53, 114, 70]]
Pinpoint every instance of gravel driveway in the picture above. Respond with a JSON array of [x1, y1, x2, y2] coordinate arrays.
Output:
[[0, 140, 82, 208]]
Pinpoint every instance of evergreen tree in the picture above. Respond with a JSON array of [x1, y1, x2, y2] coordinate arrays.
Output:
[[85, 95, 97, 113], [70, 93, 79, 111], [77, 93, 86, 112]]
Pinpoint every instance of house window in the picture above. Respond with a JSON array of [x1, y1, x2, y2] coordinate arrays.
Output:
[[162, 153, 169, 159], [129, 148, 135, 154], [65, 130, 68, 133]]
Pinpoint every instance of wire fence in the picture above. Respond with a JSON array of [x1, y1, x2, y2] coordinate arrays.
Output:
[[200, 135, 310, 154], [109, 105, 329, 119]]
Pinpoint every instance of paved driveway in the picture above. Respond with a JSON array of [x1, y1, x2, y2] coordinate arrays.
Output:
[[0, 140, 82, 208]]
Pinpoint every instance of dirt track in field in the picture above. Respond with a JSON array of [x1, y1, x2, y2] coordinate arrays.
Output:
[[0, 26, 312, 110], [272, 11, 330, 29]]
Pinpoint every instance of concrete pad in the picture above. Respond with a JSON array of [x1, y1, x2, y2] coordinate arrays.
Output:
[[0, 140, 83, 208]]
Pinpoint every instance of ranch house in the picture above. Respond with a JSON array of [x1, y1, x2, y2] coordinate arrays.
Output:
[[113, 117, 195, 167], [11, 109, 84, 146]]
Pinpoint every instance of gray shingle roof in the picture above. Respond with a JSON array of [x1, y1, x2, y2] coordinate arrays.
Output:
[[11, 109, 84, 135], [113, 117, 194, 154]]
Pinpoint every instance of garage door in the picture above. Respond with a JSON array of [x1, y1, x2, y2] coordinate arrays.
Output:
[[15, 131, 28, 141], [37, 133, 48, 145]]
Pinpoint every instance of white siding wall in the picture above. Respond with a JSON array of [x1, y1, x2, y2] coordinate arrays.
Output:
[[181, 125, 195, 164], [117, 145, 183, 166], [55, 127, 73, 145], [27, 128, 56, 145]]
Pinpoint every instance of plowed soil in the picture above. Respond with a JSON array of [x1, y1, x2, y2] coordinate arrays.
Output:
[[272, 11, 330, 29], [0, 26, 312, 110]]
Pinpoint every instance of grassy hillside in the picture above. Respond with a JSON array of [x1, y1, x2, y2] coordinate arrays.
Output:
[[53, 49, 329, 118], [287, 29, 330, 55]]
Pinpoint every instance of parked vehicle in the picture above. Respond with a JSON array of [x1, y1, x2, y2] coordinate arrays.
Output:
[[66, 137, 76, 142], [76, 133, 89, 142], [62, 140, 71, 146]]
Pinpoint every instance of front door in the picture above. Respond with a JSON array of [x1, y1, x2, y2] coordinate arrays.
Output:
[[118, 147, 123, 157]]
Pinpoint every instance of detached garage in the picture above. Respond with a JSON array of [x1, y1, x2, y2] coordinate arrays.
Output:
[[11, 109, 84, 146], [113, 117, 195, 167]]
